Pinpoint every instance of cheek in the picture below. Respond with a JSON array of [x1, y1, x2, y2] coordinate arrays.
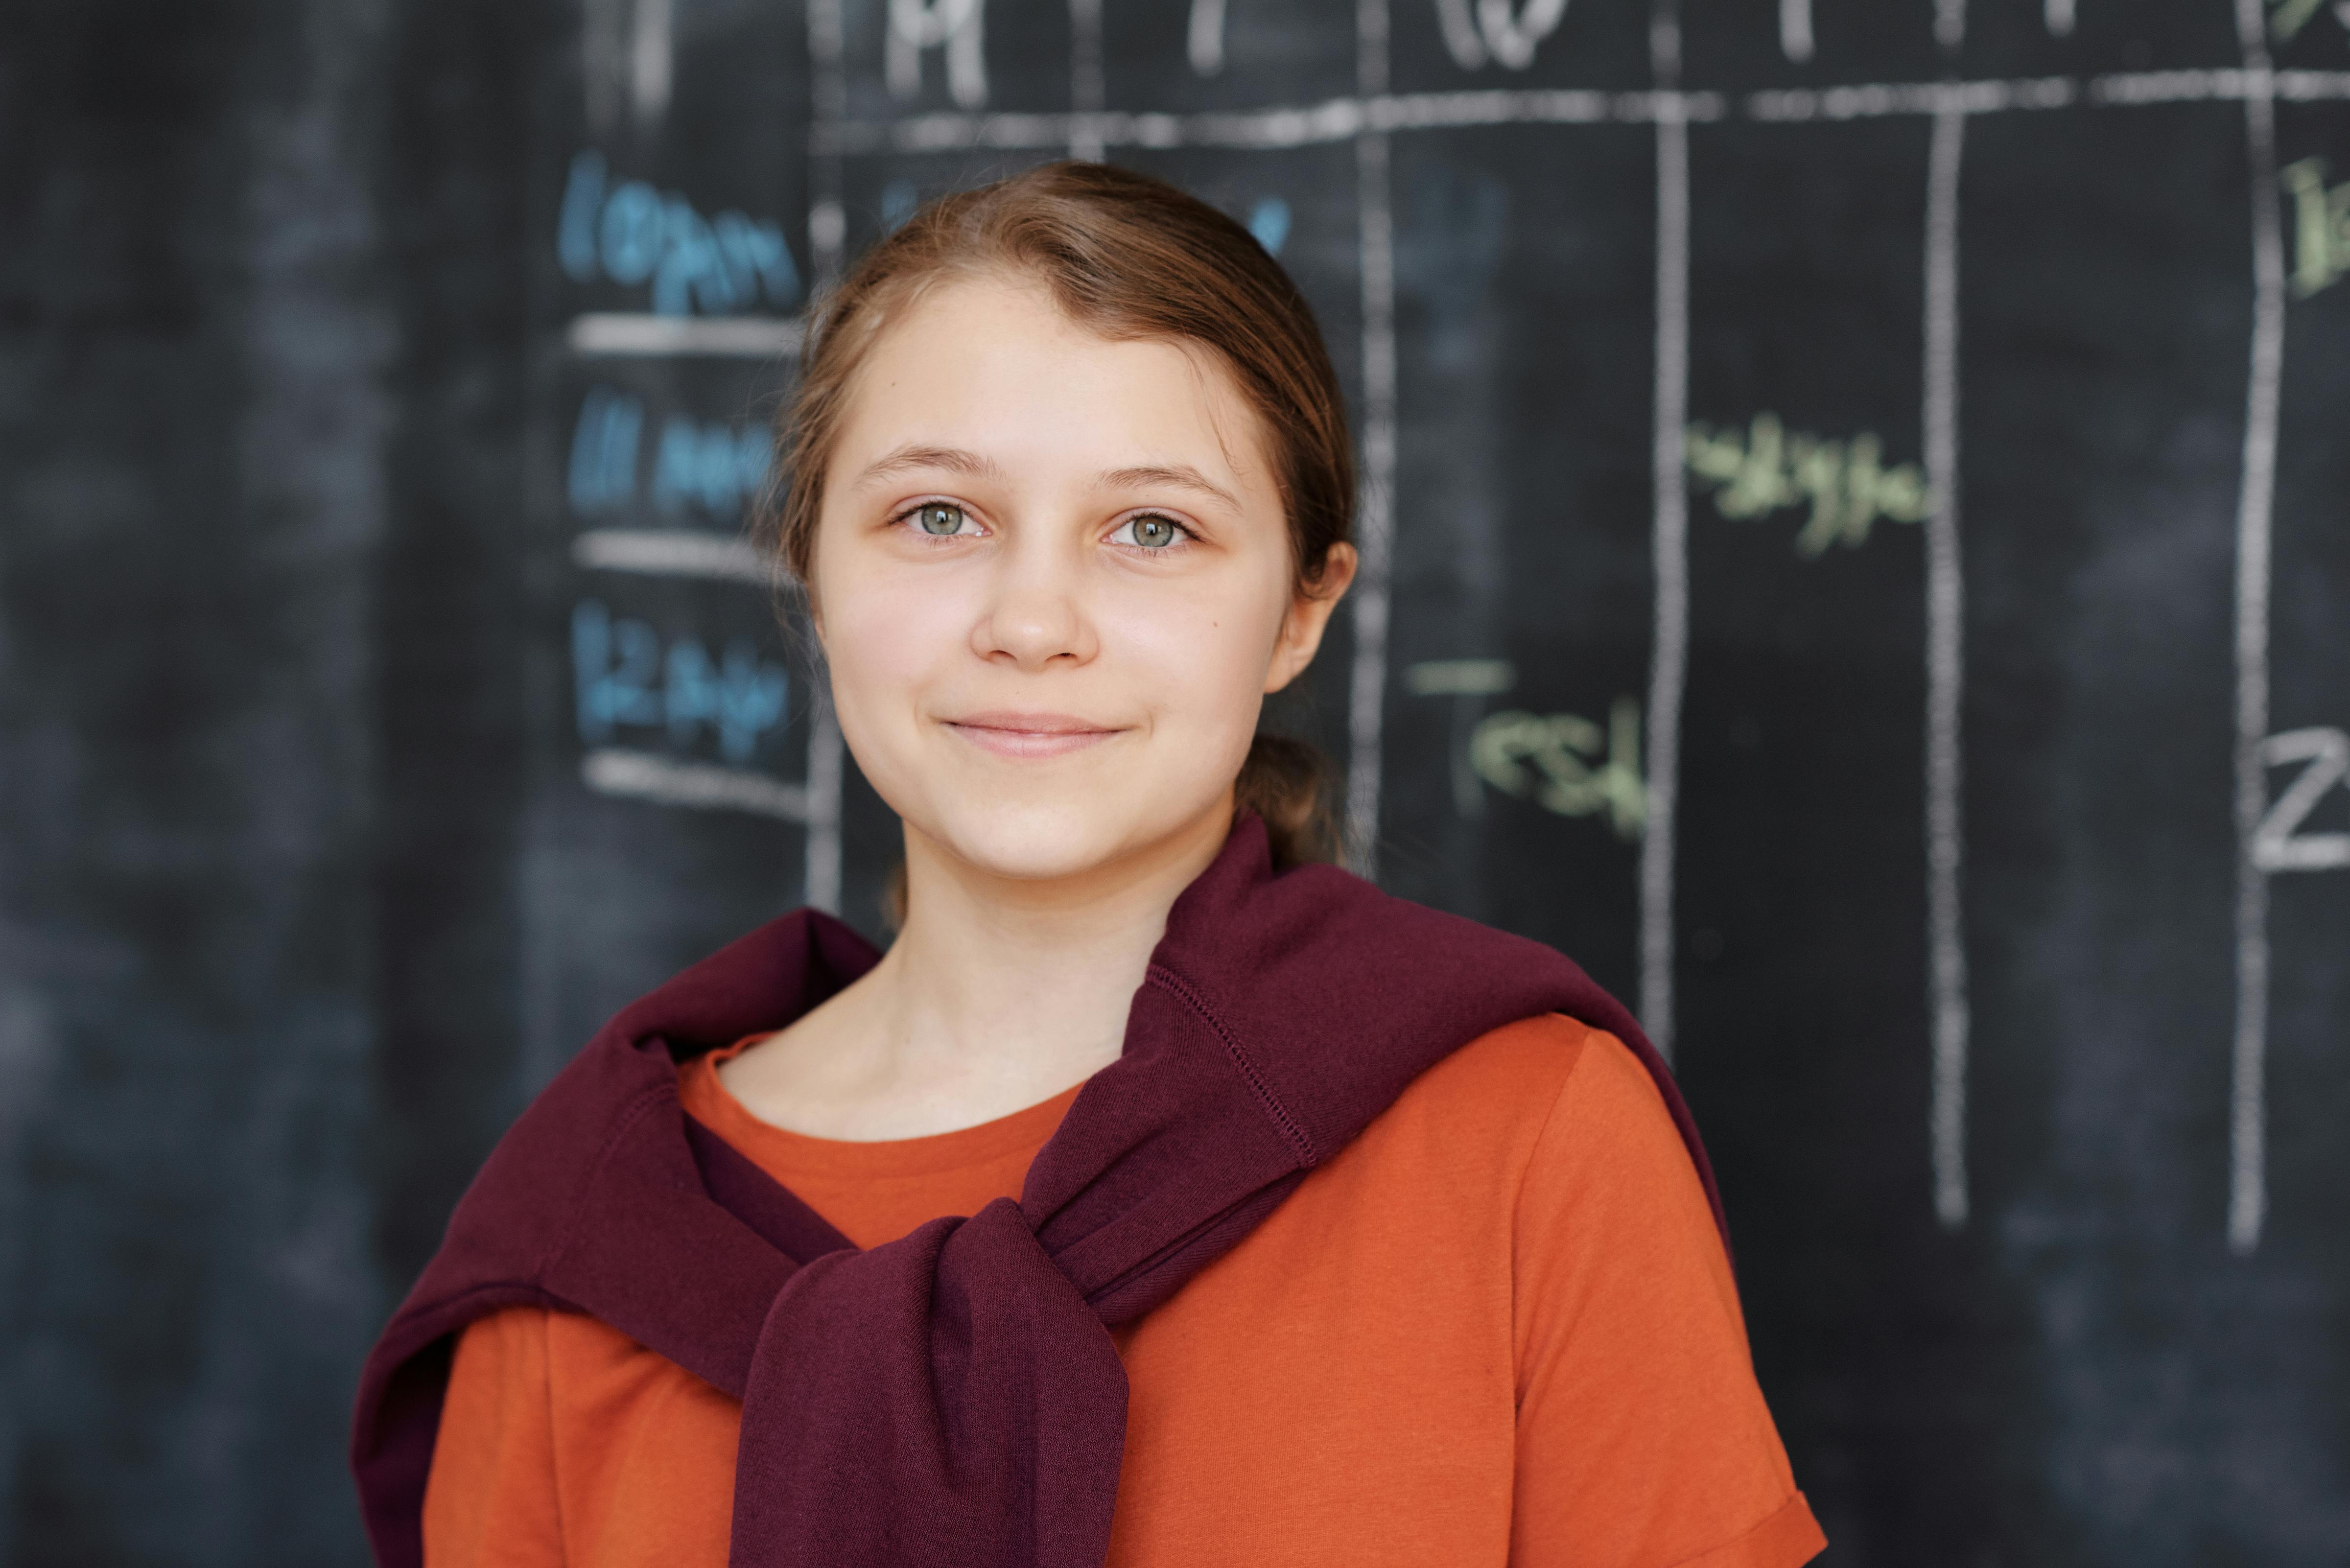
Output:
[[818, 555, 975, 713], [1104, 569, 1289, 727]]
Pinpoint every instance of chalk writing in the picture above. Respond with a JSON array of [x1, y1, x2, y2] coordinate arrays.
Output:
[[1247, 197, 1292, 257], [1471, 697, 1646, 838], [558, 151, 802, 315], [1781, 0, 1814, 61], [654, 417, 774, 516], [2270, 0, 2350, 42], [1434, 0, 1571, 70], [1189, 0, 1228, 74], [572, 600, 790, 763], [570, 387, 773, 519], [1406, 658, 1517, 817], [888, 0, 987, 107], [570, 387, 643, 513], [1685, 414, 1933, 556], [2255, 727, 2350, 871], [2280, 158, 2350, 299]]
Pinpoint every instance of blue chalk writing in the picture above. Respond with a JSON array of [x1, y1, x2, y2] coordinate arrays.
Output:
[[653, 417, 775, 515], [557, 150, 803, 315], [568, 387, 644, 513], [573, 600, 791, 763], [570, 386, 773, 519], [1247, 196, 1291, 257]]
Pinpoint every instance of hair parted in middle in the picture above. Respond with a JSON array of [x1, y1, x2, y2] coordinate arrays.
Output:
[[758, 160, 1358, 868]]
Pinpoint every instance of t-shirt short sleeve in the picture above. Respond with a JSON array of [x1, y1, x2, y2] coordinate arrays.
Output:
[[1510, 1028, 1826, 1568], [423, 1306, 564, 1568]]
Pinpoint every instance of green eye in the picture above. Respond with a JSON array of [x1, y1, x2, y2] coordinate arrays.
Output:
[[1128, 515, 1179, 549], [915, 503, 966, 536]]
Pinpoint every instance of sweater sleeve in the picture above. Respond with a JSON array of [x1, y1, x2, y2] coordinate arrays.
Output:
[[422, 1306, 566, 1568], [1509, 1028, 1826, 1568]]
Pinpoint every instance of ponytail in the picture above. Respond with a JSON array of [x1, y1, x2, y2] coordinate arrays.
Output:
[[1235, 732, 1339, 870]]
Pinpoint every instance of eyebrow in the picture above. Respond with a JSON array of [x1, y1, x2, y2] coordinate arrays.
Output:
[[849, 445, 1005, 488], [851, 448, 1244, 513], [1094, 464, 1242, 512]]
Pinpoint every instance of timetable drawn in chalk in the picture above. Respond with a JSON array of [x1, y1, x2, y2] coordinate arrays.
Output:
[[540, 0, 2350, 1247]]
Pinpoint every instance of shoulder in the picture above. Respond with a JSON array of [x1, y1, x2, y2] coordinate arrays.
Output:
[[1366, 1012, 1673, 1161], [1340, 1016, 1715, 1257]]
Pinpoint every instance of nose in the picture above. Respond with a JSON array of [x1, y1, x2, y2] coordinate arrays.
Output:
[[971, 531, 1098, 671]]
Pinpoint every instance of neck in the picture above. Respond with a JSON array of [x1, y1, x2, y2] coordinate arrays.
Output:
[[873, 799, 1234, 1089]]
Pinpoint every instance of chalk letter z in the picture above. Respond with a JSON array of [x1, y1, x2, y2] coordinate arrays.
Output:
[[2254, 726, 2350, 872]]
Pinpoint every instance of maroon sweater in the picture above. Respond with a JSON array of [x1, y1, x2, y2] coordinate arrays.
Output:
[[351, 815, 1722, 1568]]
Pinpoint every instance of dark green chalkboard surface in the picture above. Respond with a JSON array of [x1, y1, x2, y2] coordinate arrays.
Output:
[[3, 0, 2346, 1563]]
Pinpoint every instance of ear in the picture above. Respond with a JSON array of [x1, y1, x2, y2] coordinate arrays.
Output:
[[1264, 542, 1359, 694]]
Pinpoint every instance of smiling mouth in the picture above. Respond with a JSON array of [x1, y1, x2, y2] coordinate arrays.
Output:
[[944, 713, 1125, 758]]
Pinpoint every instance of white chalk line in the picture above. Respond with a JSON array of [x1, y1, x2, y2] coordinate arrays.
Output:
[[1639, 49, 1690, 1061], [1924, 104, 1971, 1231], [1935, 0, 1966, 52], [1781, 0, 1814, 64], [816, 88, 1728, 156], [804, 70, 2350, 159], [567, 312, 803, 357], [571, 528, 774, 584], [803, 0, 849, 913], [2228, 9, 2285, 1256], [582, 748, 812, 822], [1069, 0, 1106, 161], [1343, 0, 1396, 876]]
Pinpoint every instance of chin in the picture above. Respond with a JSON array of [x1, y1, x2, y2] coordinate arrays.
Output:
[[922, 791, 1215, 885]]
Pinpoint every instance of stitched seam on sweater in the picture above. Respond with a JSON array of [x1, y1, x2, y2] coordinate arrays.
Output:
[[534, 1082, 674, 1280], [1146, 963, 1317, 1166]]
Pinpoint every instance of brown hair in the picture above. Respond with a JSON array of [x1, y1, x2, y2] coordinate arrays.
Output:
[[758, 160, 1354, 869]]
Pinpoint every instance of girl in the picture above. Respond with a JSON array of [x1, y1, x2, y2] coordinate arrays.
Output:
[[354, 161, 1824, 1568]]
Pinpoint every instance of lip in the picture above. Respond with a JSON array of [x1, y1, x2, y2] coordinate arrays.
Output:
[[943, 710, 1126, 758]]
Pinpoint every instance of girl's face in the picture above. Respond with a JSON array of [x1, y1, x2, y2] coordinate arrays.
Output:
[[810, 273, 1352, 887]]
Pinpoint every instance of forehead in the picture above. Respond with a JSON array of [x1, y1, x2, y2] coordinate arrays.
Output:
[[828, 272, 1274, 488]]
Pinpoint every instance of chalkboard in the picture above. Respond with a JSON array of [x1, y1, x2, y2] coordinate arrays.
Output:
[[4, 0, 2348, 1564]]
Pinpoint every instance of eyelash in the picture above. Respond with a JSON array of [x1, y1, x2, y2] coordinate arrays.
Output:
[[886, 501, 1200, 550], [1106, 512, 1197, 551]]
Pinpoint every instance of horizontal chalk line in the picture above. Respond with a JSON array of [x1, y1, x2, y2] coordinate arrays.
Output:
[[572, 528, 775, 584], [568, 313, 804, 357], [581, 749, 811, 821], [816, 87, 1727, 154], [807, 68, 2350, 155]]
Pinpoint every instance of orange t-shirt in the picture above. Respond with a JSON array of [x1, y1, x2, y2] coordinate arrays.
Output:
[[422, 1015, 1824, 1568]]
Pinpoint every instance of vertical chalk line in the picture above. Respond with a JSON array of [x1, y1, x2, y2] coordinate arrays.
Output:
[[1935, 0, 1967, 52], [1780, 0, 1814, 64], [2045, 0, 2077, 37], [804, 0, 849, 913], [1924, 98, 1971, 1229], [632, 0, 674, 123], [1640, 3, 1689, 1058], [1344, 0, 1397, 877], [2228, 0, 2284, 1255], [1070, 0, 1106, 159]]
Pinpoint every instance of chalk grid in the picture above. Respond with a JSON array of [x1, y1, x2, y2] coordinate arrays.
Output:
[[568, 0, 2349, 1246]]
